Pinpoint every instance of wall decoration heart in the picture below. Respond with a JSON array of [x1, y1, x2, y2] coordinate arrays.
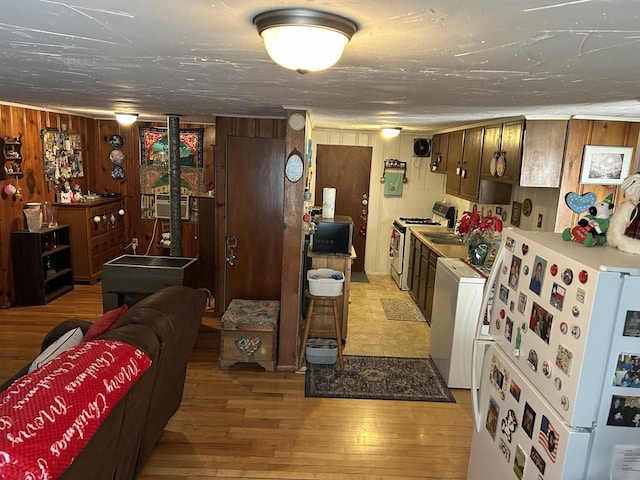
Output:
[[565, 192, 597, 214], [235, 335, 262, 356], [522, 244, 529, 255]]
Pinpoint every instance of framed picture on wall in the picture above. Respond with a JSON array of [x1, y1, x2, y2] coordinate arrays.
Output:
[[511, 201, 522, 227], [580, 145, 633, 185]]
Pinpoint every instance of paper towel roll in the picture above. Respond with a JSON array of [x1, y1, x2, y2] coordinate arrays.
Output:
[[323, 187, 336, 219]]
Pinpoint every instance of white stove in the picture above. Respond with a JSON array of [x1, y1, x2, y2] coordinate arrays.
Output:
[[389, 202, 457, 290]]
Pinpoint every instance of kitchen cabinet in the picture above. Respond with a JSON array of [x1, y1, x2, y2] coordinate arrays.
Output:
[[407, 233, 415, 291], [410, 235, 421, 302], [519, 120, 568, 187], [425, 249, 438, 320], [480, 124, 502, 179], [459, 127, 484, 200], [418, 245, 429, 311], [499, 120, 524, 183], [430, 133, 449, 173], [55, 197, 124, 284], [445, 130, 465, 195], [480, 119, 568, 187], [446, 127, 512, 204], [11, 225, 74, 305]]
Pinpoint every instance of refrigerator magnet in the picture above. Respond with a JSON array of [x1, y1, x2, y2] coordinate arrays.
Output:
[[505, 317, 514, 341], [538, 415, 559, 463], [522, 403, 537, 439], [501, 409, 518, 442], [555, 344, 574, 375], [542, 360, 552, 378], [623, 310, 640, 337], [518, 293, 527, 314], [509, 380, 522, 402], [499, 438, 511, 462], [527, 349, 539, 371], [486, 396, 500, 439], [530, 446, 546, 475], [513, 444, 526, 480], [550, 283, 566, 311], [490, 355, 509, 400]]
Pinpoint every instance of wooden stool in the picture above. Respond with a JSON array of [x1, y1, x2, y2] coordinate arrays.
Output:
[[219, 299, 279, 371], [298, 290, 344, 370]]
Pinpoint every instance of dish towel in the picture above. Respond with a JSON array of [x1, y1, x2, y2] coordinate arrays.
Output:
[[384, 172, 404, 197]]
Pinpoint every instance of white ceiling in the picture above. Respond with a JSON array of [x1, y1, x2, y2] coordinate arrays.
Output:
[[2, 0, 640, 133]]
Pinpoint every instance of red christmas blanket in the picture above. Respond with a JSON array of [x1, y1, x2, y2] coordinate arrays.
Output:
[[0, 340, 151, 479]]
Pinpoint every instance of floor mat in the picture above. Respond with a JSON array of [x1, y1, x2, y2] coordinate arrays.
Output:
[[305, 355, 455, 402], [379, 298, 427, 323], [350, 271, 369, 283]]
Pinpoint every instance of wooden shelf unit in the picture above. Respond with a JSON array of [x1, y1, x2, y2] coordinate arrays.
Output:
[[11, 225, 74, 305], [55, 197, 125, 284]]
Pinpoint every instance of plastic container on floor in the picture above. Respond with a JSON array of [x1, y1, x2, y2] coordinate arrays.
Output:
[[306, 338, 338, 365]]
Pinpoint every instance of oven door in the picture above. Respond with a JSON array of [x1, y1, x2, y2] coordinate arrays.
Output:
[[390, 226, 404, 274]]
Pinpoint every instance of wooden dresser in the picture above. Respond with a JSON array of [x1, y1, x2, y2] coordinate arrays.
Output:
[[55, 197, 125, 284]]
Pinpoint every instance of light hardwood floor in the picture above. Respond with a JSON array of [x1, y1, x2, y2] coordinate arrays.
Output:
[[0, 276, 474, 479]]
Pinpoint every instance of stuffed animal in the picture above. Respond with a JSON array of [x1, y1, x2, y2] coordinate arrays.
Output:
[[607, 172, 640, 255], [562, 194, 614, 247]]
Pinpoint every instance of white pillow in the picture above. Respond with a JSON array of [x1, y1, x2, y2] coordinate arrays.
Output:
[[28, 327, 84, 373]]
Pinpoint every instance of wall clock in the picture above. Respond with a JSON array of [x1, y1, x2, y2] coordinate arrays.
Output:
[[285, 150, 304, 182], [287, 113, 305, 131]]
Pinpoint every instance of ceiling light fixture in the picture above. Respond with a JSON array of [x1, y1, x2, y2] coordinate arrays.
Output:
[[253, 8, 358, 74], [115, 113, 138, 125], [382, 127, 402, 138]]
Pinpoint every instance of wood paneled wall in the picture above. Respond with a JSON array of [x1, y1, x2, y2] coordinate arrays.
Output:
[[555, 119, 640, 231], [0, 102, 215, 307]]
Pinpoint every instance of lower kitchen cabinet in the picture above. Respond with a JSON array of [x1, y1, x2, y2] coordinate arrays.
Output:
[[409, 235, 441, 321], [410, 234, 421, 302], [426, 249, 439, 320], [11, 225, 74, 305]]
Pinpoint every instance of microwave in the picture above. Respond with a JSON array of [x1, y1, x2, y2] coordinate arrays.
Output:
[[312, 215, 354, 255]]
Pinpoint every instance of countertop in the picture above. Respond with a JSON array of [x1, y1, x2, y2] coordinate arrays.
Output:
[[409, 226, 467, 258]]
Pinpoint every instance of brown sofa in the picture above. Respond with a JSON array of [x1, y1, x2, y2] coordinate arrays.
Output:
[[0, 285, 206, 480]]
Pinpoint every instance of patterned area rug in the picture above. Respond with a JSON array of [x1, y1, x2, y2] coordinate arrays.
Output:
[[305, 355, 455, 402], [380, 298, 427, 323]]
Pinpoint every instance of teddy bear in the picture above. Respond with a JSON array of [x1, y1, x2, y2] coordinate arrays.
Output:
[[607, 172, 640, 255], [160, 232, 171, 247], [562, 193, 614, 247]]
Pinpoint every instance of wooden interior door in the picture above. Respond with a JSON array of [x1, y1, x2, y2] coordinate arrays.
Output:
[[315, 145, 372, 272], [225, 136, 284, 307]]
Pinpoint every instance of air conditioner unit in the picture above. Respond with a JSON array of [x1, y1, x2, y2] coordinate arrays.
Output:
[[154, 194, 190, 220]]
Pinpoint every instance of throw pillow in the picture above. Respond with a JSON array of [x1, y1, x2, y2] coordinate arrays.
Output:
[[28, 326, 84, 373], [83, 304, 128, 342]]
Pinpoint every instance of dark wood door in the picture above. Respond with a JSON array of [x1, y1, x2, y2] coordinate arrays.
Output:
[[225, 136, 284, 307], [315, 145, 372, 272]]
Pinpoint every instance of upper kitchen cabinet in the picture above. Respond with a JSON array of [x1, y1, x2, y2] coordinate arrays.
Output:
[[481, 119, 568, 187], [430, 133, 449, 173], [446, 127, 512, 204], [519, 120, 568, 187], [445, 130, 465, 195]]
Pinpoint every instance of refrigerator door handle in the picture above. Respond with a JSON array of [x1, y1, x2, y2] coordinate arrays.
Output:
[[471, 337, 482, 431], [473, 240, 505, 339], [471, 240, 506, 431]]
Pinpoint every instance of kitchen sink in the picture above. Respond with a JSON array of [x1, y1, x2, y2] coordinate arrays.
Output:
[[419, 232, 454, 238], [429, 237, 465, 245]]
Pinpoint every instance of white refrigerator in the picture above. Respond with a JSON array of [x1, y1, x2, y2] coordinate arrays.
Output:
[[468, 228, 640, 480]]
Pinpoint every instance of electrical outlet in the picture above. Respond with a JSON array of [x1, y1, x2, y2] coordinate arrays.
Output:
[[132, 237, 138, 249]]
